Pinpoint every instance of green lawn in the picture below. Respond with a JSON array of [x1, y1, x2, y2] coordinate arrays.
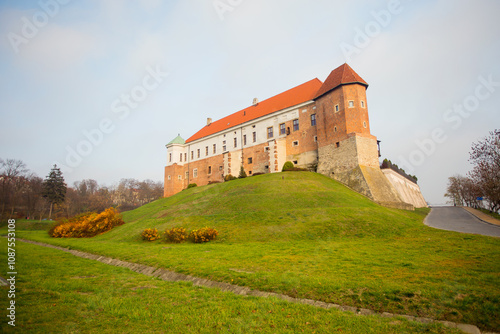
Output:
[[4, 172, 500, 332], [0, 238, 460, 333]]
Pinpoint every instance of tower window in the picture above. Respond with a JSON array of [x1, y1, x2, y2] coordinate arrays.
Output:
[[293, 119, 299, 131], [253, 132, 256, 142], [180, 153, 183, 162], [363, 121, 367, 128], [310, 114, 316, 126], [334, 126, 337, 132], [193, 168, 198, 178], [336, 142, 340, 148], [314, 136, 317, 142], [292, 141, 299, 147], [348, 101, 354, 108], [361, 100, 365, 108], [178, 175, 182, 180], [213, 144, 216, 154], [234, 138, 237, 147], [169, 153, 172, 162], [335, 104, 339, 112], [208, 166, 212, 175], [168, 175, 171, 180], [248, 157, 253, 164], [197, 149, 200, 158], [205, 146, 209, 156], [191, 151, 194, 160], [243, 134, 247, 146]]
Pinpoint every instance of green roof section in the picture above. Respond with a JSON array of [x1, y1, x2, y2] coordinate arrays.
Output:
[[166, 134, 185, 146]]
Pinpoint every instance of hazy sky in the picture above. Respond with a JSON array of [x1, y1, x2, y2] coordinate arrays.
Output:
[[1, 0, 499, 205]]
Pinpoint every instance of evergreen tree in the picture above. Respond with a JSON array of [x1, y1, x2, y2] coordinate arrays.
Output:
[[238, 166, 247, 178], [42, 164, 67, 220]]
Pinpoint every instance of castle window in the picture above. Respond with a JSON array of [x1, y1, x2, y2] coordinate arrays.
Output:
[[191, 151, 194, 160], [249, 171, 252, 175], [213, 144, 216, 154], [293, 141, 299, 147], [223, 145, 227, 152], [234, 137, 237, 147], [180, 153, 182, 162], [348, 101, 354, 108], [334, 126, 337, 132], [293, 119, 299, 131], [168, 175, 171, 180], [267, 126, 273, 138], [193, 168, 198, 178], [361, 100, 365, 108], [197, 149, 200, 158], [311, 114, 316, 126], [248, 157, 253, 164], [279, 123, 286, 135], [264, 147, 270, 152], [169, 153, 172, 163], [336, 142, 340, 148], [293, 160, 298, 165], [363, 121, 367, 128], [178, 175, 182, 180], [185, 171, 189, 179], [314, 136, 318, 142], [335, 104, 339, 112], [206, 146, 209, 156], [184, 153, 187, 161], [223, 140, 226, 144], [252, 132, 256, 142], [243, 134, 247, 146], [208, 166, 212, 175]]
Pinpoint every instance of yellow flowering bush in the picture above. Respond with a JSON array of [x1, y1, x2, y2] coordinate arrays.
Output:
[[189, 227, 219, 243], [49, 208, 124, 238], [164, 227, 188, 243], [141, 228, 160, 241]]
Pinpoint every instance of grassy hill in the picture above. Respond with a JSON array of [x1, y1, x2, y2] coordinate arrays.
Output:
[[12, 172, 500, 332], [111, 171, 428, 243]]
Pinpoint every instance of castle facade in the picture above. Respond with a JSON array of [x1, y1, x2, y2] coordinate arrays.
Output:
[[164, 64, 426, 209]]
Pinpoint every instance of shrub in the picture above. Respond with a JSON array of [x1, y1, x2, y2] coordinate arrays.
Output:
[[187, 183, 197, 189], [224, 174, 237, 181], [141, 228, 160, 241], [164, 227, 188, 243], [238, 166, 247, 178], [49, 208, 124, 238], [282, 161, 294, 171], [189, 227, 219, 243]]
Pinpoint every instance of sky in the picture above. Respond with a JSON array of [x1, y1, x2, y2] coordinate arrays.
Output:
[[0, 0, 499, 205]]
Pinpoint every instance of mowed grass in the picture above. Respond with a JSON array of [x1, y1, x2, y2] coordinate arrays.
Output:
[[0, 238, 461, 333], [9, 172, 500, 331]]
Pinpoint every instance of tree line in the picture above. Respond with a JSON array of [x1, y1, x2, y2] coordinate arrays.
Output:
[[0, 159, 163, 222], [445, 129, 499, 212]]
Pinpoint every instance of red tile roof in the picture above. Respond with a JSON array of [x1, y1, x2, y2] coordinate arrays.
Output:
[[313, 63, 368, 100], [186, 78, 323, 143]]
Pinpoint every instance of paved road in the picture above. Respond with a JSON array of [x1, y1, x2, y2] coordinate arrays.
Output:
[[425, 206, 500, 237]]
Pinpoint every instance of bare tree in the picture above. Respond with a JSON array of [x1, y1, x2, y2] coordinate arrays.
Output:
[[0, 158, 29, 220], [468, 129, 500, 212]]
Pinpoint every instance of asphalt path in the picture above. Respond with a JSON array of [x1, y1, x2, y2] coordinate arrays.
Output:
[[425, 206, 500, 237]]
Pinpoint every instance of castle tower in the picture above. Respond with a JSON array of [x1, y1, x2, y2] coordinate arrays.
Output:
[[314, 64, 408, 208]]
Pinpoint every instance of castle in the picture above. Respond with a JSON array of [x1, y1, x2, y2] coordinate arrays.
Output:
[[164, 64, 426, 209]]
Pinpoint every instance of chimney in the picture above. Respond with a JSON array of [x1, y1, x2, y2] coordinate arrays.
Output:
[[252, 98, 259, 106], [207, 118, 212, 126]]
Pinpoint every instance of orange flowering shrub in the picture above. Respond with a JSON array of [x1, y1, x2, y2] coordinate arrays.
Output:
[[189, 227, 219, 243], [141, 228, 160, 241], [164, 227, 188, 243], [49, 208, 124, 238]]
